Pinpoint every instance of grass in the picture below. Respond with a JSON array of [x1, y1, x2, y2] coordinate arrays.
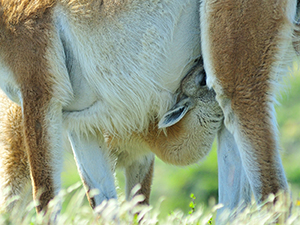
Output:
[[1, 184, 300, 225], [0, 183, 215, 225]]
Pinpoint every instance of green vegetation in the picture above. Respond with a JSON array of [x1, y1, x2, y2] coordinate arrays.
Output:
[[1, 185, 300, 224]]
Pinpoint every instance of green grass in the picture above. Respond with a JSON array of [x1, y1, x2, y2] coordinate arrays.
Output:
[[1, 185, 300, 225]]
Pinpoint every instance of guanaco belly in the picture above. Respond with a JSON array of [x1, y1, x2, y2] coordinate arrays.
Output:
[[56, 0, 201, 136]]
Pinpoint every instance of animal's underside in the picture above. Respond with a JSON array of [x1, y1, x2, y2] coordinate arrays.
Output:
[[0, 0, 299, 222]]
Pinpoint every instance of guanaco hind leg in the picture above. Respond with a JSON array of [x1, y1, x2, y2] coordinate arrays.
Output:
[[0, 92, 32, 211], [67, 131, 117, 208], [201, 0, 296, 203], [124, 154, 155, 205], [217, 125, 251, 221], [68, 130, 154, 208]]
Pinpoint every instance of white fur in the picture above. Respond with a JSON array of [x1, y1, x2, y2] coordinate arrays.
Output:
[[45, 99, 64, 197], [67, 131, 117, 204], [53, 0, 201, 208], [55, 0, 201, 205], [217, 125, 251, 222], [0, 58, 21, 106], [47, 30, 74, 107], [53, 0, 201, 137], [199, 0, 218, 92]]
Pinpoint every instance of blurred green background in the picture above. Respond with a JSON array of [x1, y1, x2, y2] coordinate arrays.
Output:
[[61, 61, 300, 218]]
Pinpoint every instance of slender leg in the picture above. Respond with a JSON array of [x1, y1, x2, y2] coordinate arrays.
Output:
[[67, 131, 117, 208], [124, 153, 154, 204], [217, 125, 251, 221], [0, 94, 32, 212], [201, 0, 293, 203], [22, 96, 64, 213], [0, 4, 65, 213]]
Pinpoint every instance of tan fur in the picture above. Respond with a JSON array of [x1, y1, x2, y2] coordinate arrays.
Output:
[[0, 0, 56, 212], [205, 0, 292, 200], [0, 91, 30, 211], [144, 68, 223, 165]]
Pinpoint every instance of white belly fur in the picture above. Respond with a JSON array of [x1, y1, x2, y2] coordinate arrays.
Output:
[[54, 0, 201, 137]]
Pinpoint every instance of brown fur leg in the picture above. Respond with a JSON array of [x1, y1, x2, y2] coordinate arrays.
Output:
[[0, 1, 59, 212], [0, 92, 31, 211], [125, 155, 154, 205], [202, 0, 291, 201], [22, 95, 54, 212], [137, 159, 154, 205]]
